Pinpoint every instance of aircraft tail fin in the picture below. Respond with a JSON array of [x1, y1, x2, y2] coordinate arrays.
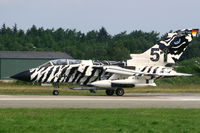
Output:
[[130, 29, 199, 66]]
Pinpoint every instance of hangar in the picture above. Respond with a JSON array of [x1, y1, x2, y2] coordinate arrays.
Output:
[[0, 51, 72, 79]]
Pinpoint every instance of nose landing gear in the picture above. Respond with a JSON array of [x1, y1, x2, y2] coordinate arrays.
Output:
[[53, 83, 59, 95], [53, 90, 59, 95]]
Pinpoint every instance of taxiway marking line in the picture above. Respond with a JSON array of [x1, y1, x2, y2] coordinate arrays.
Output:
[[0, 98, 200, 101]]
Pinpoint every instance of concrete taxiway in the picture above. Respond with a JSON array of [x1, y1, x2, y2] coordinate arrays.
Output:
[[0, 93, 200, 108]]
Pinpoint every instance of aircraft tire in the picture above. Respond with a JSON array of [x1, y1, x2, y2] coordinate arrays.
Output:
[[53, 90, 59, 95], [89, 89, 96, 93], [116, 88, 124, 96], [105, 89, 114, 96]]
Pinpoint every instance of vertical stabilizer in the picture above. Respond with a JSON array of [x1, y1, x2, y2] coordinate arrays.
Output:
[[129, 29, 199, 66]]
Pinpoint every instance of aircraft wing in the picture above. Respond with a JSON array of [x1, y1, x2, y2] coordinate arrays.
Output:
[[104, 66, 150, 76], [104, 66, 192, 78], [155, 72, 192, 77]]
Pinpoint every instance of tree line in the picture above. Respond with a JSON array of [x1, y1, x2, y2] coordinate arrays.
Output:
[[0, 24, 199, 61]]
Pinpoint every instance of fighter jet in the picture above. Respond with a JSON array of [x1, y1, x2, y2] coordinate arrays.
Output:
[[11, 29, 199, 96]]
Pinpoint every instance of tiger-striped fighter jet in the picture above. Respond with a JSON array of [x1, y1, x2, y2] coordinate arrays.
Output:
[[11, 29, 199, 96]]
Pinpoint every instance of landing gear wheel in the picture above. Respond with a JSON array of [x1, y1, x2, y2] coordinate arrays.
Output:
[[53, 90, 59, 95], [89, 90, 96, 93], [106, 89, 114, 96], [53, 83, 59, 95], [116, 88, 124, 96]]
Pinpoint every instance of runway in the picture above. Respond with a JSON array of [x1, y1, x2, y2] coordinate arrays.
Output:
[[0, 93, 200, 108]]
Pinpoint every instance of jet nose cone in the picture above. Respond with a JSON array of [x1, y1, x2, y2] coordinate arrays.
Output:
[[10, 70, 31, 82]]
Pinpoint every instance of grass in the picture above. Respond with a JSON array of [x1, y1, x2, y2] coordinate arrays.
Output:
[[0, 83, 103, 95], [0, 108, 200, 133]]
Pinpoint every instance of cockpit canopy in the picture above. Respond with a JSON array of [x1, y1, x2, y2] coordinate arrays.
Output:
[[39, 59, 81, 67], [39, 59, 126, 68], [51, 59, 81, 65]]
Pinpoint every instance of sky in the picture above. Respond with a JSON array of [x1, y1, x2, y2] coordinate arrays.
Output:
[[0, 0, 199, 35]]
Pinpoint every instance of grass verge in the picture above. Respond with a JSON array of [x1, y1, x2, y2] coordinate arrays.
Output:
[[0, 82, 200, 95], [0, 108, 200, 133]]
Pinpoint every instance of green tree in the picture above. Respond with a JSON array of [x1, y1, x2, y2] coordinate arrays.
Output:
[[108, 41, 130, 61], [0, 24, 199, 61]]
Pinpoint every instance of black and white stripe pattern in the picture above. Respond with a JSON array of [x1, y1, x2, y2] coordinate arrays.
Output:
[[140, 66, 169, 75], [29, 64, 113, 86], [29, 63, 174, 86]]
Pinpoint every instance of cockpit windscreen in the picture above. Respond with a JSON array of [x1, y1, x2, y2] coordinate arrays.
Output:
[[39, 59, 81, 68]]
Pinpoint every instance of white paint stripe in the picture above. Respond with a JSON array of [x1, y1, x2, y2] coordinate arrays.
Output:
[[41, 66, 54, 82], [1, 98, 200, 101]]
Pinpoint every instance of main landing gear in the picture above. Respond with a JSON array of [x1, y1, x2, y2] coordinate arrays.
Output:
[[89, 89, 97, 93], [116, 88, 125, 96], [105, 88, 125, 96], [53, 83, 59, 95], [105, 89, 115, 96]]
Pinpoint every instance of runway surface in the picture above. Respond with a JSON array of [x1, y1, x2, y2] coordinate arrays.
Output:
[[0, 93, 200, 108]]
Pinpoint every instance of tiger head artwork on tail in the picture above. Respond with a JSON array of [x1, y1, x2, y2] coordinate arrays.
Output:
[[129, 29, 199, 67]]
